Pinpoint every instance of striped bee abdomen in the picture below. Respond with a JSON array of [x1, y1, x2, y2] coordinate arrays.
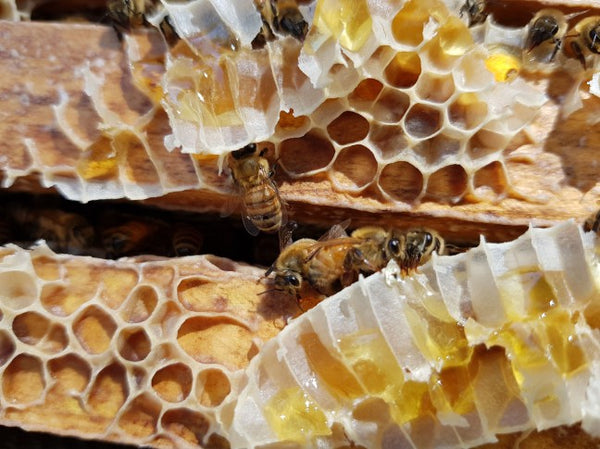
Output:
[[244, 183, 282, 233]]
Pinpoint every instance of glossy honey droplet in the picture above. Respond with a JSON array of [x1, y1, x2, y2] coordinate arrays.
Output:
[[437, 16, 473, 56]]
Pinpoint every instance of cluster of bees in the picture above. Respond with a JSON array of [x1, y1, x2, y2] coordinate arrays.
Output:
[[527, 10, 600, 68], [228, 144, 446, 302], [0, 198, 208, 259], [463, 0, 600, 69]]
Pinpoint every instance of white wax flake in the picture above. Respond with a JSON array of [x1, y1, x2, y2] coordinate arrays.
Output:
[[588, 72, 600, 99]]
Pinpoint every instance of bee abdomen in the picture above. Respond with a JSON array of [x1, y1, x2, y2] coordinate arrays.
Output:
[[172, 225, 204, 256], [244, 184, 282, 232]]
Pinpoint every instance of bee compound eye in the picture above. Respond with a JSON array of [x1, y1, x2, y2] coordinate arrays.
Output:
[[424, 232, 433, 245], [388, 238, 400, 256], [285, 274, 300, 287]]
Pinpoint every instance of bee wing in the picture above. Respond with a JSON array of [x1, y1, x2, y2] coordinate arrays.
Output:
[[220, 185, 261, 236], [241, 213, 261, 237], [444, 243, 469, 255], [278, 221, 298, 251], [303, 218, 354, 262], [317, 218, 351, 242]]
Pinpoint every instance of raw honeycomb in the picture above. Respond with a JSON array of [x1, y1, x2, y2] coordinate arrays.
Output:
[[161, 0, 546, 203], [0, 242, 296, 448], [0, 220, 598, 449], [0, 0, 600, 448], [229, 220, 600, 448], [0, 0, 548, 206]]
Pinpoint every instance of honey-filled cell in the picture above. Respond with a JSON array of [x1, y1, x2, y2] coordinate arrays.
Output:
[[383, 52, 422, 89]]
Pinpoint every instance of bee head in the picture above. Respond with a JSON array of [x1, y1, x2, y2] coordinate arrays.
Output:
[[402, 230, 443, 271], [274, 270, 302, 296], [279, 11, 308, 41], [103, 230, 130, 258]]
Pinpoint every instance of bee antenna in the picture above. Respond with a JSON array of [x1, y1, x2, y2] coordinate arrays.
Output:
[[264, 264, 275, 277]]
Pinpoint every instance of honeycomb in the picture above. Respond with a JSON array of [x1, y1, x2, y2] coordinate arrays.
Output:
[[0, 0, 548, 206], [0, 0, 600, 448], [0, 242, 296, 448], [229, 220, 600, 448], [0, 220, 598, 449], [160, 0, 547, 204]]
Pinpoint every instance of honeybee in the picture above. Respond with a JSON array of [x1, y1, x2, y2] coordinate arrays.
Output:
[[525, 9, 568, 63], [266, 221, 353, 298], [227, 143, 285, 236], [101, 219, 163, 258], [108, 0, 146, 30], [343, 227, 404, 275], [459, 0, 488, 27], [302, 220, 360, 296], [566, 16, 600, 69], [171, 223, 204, 257], [344, 227, 444, 275], [252, 0, 308, 48], [12, 209, 95, 254], [107, 0, 178, 45]]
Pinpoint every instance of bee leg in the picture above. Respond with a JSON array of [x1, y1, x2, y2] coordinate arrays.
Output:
[[111, 22, 126, 42]]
